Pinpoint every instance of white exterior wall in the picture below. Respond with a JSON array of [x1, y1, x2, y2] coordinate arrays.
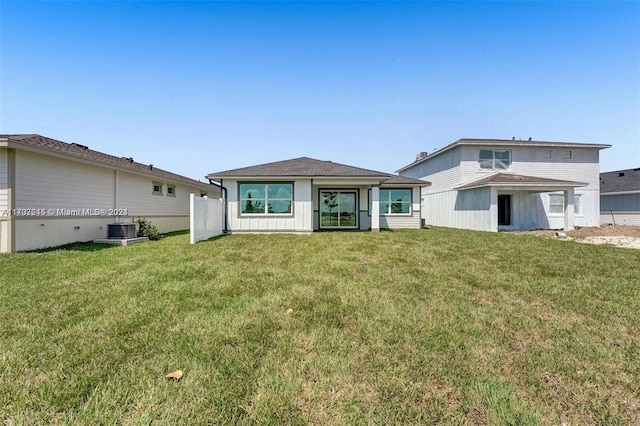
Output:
[[0, 149, 8, 252], [225, 179, 313, 233], [7, 150, 216, 252], [423, 187, 494, 232], [380, 186, 422, 229], [459, 146, 601, 187], [0, 148, 8, 212], [600, 193, 640, 225]]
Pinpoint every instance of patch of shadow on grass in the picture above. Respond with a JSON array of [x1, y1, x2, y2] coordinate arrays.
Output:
[[24, 241, 117, 253]]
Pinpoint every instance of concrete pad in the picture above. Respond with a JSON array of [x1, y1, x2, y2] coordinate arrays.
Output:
[[94, 237, 149, 246]]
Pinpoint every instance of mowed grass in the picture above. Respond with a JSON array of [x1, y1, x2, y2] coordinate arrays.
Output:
[[1, 228, 639, 425]]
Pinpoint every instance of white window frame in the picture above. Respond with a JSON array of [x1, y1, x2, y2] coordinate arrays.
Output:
[[574, 194, 582, 216], [152, 182, 163, 196], [549, 194, 564, 215], [167, 185, 176, 197]]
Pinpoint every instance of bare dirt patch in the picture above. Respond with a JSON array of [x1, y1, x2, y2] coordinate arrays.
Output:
[[526, 225, 640, 249]]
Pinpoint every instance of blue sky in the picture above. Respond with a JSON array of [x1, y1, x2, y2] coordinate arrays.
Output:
[[1, 1, 638, 180]]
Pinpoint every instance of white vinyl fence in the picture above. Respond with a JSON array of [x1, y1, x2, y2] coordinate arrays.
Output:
[[190, 194, 224, 244]]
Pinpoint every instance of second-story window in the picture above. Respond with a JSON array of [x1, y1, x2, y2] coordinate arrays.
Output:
[[478, 150, 511, 170]]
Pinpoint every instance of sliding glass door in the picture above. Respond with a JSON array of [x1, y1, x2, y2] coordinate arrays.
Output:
[[320, 191, 357, 229]]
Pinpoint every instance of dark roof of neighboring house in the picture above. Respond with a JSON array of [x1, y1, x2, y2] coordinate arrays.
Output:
[[397, 138, 612, 172], [207, 156, 430, 186], [0, 134, 213, 190], [600, 168, 640, 194], [455, 173, 587, 191]]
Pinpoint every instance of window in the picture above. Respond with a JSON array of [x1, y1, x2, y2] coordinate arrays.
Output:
[[370, 189, 411, 214], [549, 194, 564, 214], [564, 150, 572, 159], [167, 185, 176, 197], [478, 150, 511, 170], [152, 182, 163, 196], [240, 183, 293, 215], [574, 194, 582, 215]]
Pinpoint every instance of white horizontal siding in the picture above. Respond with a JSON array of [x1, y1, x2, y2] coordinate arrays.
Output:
[[600, 212, 640, 226], [0, 148, 9, 211], [15, 150, 218, 216], [15, 150, 114, 209], [116, 172, 214, 217], [11, 215, 192, 252], [402, 148, 461, 194], [459, 146, 601, 189], [7, 149, 219, 251], [0, 190, 6, 211], [381, 209, 421, 229]]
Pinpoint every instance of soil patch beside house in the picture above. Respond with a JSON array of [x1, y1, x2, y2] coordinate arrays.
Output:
[[526, 225, 640, 249]]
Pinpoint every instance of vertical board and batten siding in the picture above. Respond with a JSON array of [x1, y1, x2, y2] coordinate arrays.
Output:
[[225, 179, 313, 233], [601, 193, 640, 225], [9, 150, 217, 252], [423, 187, 493, 232]]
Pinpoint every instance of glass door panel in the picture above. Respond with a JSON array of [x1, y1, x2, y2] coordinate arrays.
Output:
[[320, 191, 357, 229]]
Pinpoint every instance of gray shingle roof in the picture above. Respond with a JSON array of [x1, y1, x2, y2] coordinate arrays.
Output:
[[397, 138, 611, 173], [455, 173, 587, 190], [208, 157, 387, 178], [207, 157, 429, 186], [600, 168, 640, 194], [0, 134, 213, 190], [381, 175, 430, 186]]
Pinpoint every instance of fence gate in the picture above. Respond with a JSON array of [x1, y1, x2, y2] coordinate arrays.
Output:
[[190, 194, 223, 244]]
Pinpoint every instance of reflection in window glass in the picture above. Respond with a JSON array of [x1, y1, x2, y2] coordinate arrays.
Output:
[[372, 189, 411, 214], [240, 183, 292, 214], [478, 150, 511, 169]]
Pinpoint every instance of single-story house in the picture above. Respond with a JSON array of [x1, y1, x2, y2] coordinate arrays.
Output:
[[0, 134, 219, 252], [206, 157, 429, 233], [397, 138, 611, 232], [600, 167, 640, 226]]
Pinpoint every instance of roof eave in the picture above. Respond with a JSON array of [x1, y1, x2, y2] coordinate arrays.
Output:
[[397, 139, 612, 173], [7, 138, 213, 190], [455, 182, 588, 191], [601, 190, 640, 196]]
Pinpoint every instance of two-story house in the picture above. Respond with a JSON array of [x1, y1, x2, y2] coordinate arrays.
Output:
[[397, 138, 611, 232]]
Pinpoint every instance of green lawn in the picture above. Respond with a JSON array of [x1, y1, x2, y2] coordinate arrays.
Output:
[[1, 228, 639, 424]]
